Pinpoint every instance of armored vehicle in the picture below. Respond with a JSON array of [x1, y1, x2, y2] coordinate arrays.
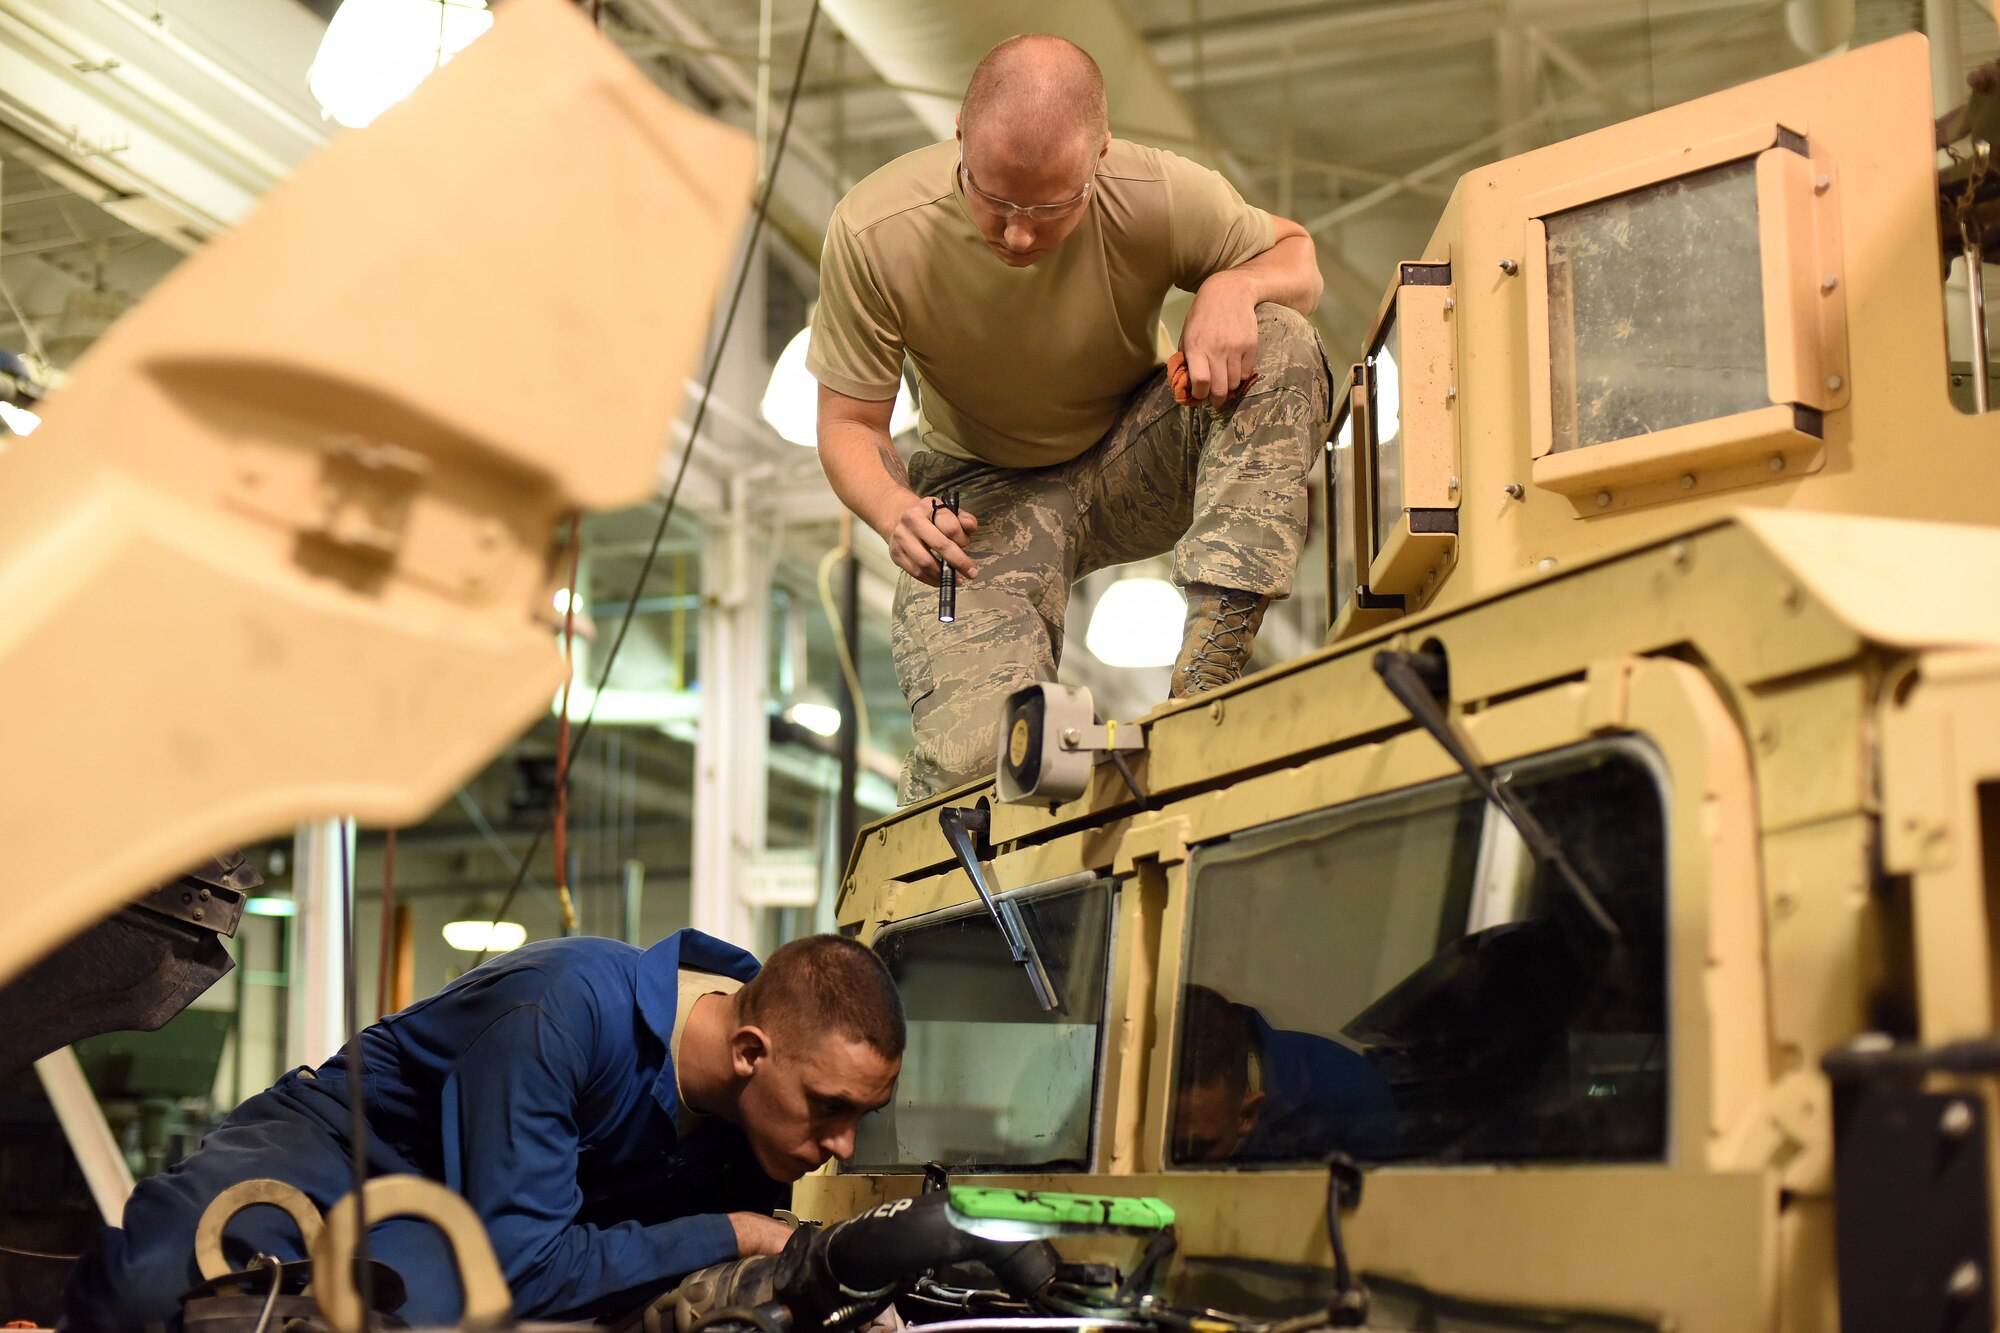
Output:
[[796, 31, 2000, 1333]]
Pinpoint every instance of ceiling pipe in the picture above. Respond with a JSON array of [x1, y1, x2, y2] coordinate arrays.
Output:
[[816, 0, 1217, 166], [1783, 0, 1853, 56]]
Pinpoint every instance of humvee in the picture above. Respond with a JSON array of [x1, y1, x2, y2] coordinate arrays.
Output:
[[796, 31, 2000, 1333]]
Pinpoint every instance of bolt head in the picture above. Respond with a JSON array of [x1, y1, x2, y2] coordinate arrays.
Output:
[[1679, 473, 1696, 490], [1815, 173, 1832, 193], [1943, 1100, 1977, 1138], [1595, 490, 1611, 508], [1827, 374, 1844, 391], [1537, 556, 1558, 572], [1499, 258, 1520, 275], [1948, 1261, 1983, 1301], [1769, 455, 1787, 472], [1820, 274, 1839, 293], [1504, 482, 1525, 500]]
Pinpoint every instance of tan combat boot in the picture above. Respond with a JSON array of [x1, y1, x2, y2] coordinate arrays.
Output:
[[1170, 583, 1270, 698]]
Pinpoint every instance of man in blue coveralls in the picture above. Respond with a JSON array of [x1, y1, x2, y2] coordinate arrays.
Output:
[[1170, 985, 1398, 1163], [65, 930, 905, 1329]]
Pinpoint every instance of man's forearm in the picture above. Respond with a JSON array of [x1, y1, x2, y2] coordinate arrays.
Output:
[[818, 420, 917, 538], [1221, 233, 1323, 316]]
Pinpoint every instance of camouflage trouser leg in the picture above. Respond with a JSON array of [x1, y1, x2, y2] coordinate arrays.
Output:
[[893, 303, 1332, 803]]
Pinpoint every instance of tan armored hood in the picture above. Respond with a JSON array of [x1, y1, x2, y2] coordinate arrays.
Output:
[[0, 0, 753, 989]]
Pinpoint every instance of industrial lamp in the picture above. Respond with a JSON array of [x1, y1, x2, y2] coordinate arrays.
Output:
[[1084, 575, 1185, 668], [309, 0, 494, 130], [442, 912, 525, 953], [761, 327, 918, 447]]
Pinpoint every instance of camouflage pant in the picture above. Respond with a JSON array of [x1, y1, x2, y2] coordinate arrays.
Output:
[[892, 302, 1334, 803]]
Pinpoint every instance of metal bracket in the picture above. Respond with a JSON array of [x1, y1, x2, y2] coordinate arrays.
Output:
[[1824, 1038, 1997, 1332], [133, 851, 257, 937]]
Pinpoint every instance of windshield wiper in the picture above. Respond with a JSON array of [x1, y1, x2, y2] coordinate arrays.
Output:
[[938, 804, 1060, 1010], [1372, 649, 1620, 939]]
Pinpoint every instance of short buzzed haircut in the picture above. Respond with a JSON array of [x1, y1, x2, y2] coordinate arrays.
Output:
[[961, 34, 1108, 160], [737, 934, 906, 1058], [1178, 984, 1253, 1097]]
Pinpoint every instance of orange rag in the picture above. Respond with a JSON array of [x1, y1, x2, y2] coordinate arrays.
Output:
[[1167, 350, 1258, 407]]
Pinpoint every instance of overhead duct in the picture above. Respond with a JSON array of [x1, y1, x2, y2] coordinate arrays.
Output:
[[816, 0, 1372, 348], [1784, 0, 1854, 56], [817, 1, 1217, 166]]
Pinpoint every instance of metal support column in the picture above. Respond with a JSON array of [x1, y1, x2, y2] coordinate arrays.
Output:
[[692, 483, 773, 947], [35, 1047, 133, 1225], [1927, 0, 1965, 119], [287, 817, 354, 1069]]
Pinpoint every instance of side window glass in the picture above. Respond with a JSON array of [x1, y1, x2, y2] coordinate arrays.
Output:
[[1546, 159, 1767, 451], [852, 880, 1112, 1171], [1172, 744, 1667, 1167]]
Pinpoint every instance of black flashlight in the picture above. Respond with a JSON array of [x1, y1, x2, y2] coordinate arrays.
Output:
[[934, 489, 960, 625]]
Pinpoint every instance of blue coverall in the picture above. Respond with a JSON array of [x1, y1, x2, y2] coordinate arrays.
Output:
[[64, 929, 784, 1329], [1238, 1009, 1400, 1162]]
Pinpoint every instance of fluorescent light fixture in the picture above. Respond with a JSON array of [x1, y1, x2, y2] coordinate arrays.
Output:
[[244, 896, 298, 917], [761, 327, 918, 447], [1085, 577, 1186, 668], [308, 0, 493, 130], [0, 402, 41, 435], [442, 918, 526, 953], [785, 701, 842, 736]]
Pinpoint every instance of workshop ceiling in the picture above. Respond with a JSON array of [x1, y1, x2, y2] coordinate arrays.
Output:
[[1, 0, 1992, 887]]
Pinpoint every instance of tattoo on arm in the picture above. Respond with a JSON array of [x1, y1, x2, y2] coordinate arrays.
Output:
[[876, 440, 911, 488]]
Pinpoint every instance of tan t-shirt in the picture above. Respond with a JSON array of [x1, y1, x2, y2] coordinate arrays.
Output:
[[807, 138, 1275, 469], [671, 967, 744, 1134]]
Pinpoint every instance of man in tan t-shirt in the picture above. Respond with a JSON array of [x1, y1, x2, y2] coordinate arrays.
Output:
[[810, 34, 1331, 802]]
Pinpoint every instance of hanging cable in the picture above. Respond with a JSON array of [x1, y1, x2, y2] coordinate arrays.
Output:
[[475, 0, 825, 961]]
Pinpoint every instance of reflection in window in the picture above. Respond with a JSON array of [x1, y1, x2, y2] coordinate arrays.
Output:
[[1328, 407, 1356, 619], [852, 880, 1112, 1170], [1546, 158, 1769, 451], [1367, 313, 1402, 557], [1172, 743, 1667, 1167]]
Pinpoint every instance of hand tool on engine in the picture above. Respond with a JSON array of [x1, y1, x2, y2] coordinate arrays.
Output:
[[639, 1188, 1175, 1333]]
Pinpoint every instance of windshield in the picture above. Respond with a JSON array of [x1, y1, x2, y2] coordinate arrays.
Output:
[[851, 877, 1113, 1171], [1170, 741, 1668, 1168]]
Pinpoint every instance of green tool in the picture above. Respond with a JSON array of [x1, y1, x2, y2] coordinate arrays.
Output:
[[947, 1186, 1175, 1232]]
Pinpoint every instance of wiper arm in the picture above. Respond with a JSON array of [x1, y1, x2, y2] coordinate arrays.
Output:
[[938, 804, 1060, 1010], [1372, 649, 1620, 940]]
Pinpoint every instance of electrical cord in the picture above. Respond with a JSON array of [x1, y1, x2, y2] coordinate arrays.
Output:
[[474, 0, 826, 962]]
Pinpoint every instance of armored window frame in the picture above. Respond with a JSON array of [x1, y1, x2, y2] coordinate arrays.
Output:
[[1523, 123, 1849, 511], [1325, 366, 1404, 643], [1358, 260, 1459, 601], [1164, 736, 1672, 1171], [845, 872, 1117, 1174]]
